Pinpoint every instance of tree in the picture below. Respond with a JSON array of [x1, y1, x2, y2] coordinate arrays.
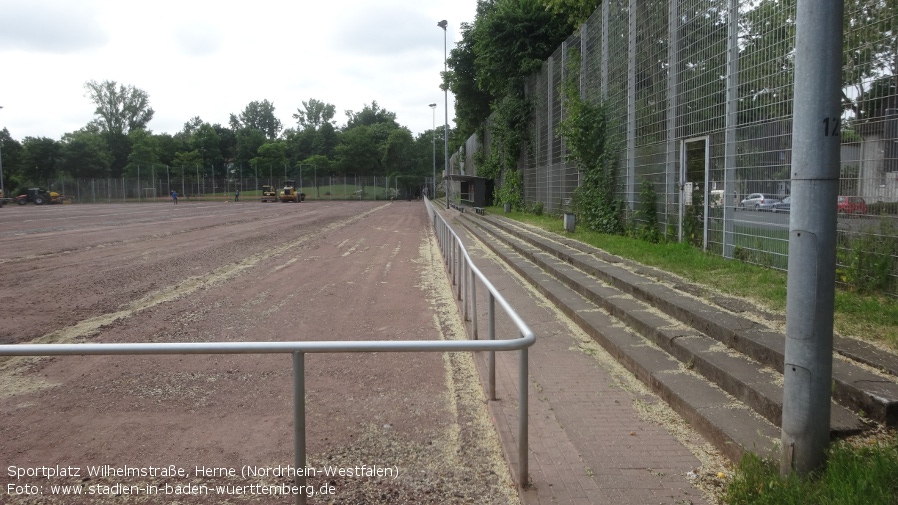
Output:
[[0, 129, 24, 193], [344, 101, 398, 129], [299, 154, 332, 197], [229, 100, 282, 140], [336, 125, 380, 177], [172, 149, 202, 183], [213, 124, 237, 173], [541, 0, 602, 25], [293, 99, 337, 130], [192, 124, 222, 177], [381, 127, 415, 175], [21, 137, 62, 183], [445, 19, 495, 136], [285, 121, 339, 164], [181, 116, 204, 137], [737, 0, 797, 124], [251, 141, 289, 181], [842, 0, 898, 123], [154, 133, 181, 168], [60, 129, 112, 178], [234, 128, 267, 170], [471, 0, 574, 99], [83, 80, 155, 136]]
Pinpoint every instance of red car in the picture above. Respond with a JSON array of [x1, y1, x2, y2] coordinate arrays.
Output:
[[837, 196, 867, 214]]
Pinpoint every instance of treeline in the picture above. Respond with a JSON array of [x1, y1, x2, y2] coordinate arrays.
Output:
[[0, 82, 450, 196]]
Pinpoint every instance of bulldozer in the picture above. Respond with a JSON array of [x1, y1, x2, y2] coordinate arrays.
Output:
[[278, 180, 304, 203], [260, 185, 278, 202], [15, 188, 72, 206]]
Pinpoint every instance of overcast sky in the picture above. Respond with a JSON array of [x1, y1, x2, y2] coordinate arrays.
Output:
[[0, 0, 477, 142]]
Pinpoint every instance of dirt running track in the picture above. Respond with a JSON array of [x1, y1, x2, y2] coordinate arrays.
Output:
[[0, 201, 518, 504]]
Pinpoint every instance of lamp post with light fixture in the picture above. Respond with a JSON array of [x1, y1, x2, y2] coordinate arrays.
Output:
[[0, 106, 5, 199], [429, 103, 437, 198], [438, 20, 449, 209]]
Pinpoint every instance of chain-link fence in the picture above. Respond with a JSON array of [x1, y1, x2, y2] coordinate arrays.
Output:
[[29, 176, 425, 203], [463, 0, 898, 295]]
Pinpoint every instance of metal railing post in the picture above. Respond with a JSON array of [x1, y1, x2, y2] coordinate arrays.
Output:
[[461, 255, 467, 307], [293, 352, 306, 505], [456, 242, 462, 298], [471, 268, 478, 338], [519, 346, 529, 487], [445, 226, 450, 266], [488, 293, 496, 401], [462, 258, 468, 319]]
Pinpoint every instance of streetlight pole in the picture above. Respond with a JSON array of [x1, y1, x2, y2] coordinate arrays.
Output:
[[438, 20, 450, 210], [429, 103, 437, 198], [0, 106, 5, 199]]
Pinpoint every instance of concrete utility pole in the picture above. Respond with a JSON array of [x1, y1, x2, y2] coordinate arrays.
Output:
[[780, 0, 844, 476]]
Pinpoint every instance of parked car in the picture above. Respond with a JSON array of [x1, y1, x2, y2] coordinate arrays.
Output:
[[771, 195, 791, 213], [739, 193, 780, 211], [837, 196, 867, 214]]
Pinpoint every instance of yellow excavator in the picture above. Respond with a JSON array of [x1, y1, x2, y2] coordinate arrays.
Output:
[[260, 185, 278, 202]]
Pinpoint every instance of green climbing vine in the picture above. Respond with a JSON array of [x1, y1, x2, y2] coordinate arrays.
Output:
[[476, 93, 532, 210], [558, 48, 624, 235]]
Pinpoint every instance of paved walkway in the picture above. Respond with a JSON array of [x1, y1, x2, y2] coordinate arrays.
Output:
[[436, 206, 713, 505]]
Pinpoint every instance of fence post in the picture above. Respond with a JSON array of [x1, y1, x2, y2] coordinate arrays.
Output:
[[518, 346, 529, 487], [626, 0, 636, 212], [723, 0, 740, 258], [489, 293, 496, 401], [666, 0, 679, 236], [293, 352, 307, 505]]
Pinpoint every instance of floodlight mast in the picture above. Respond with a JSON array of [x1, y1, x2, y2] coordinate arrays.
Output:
[[429, 103, 437, 199], [438, 20, 449, 209]]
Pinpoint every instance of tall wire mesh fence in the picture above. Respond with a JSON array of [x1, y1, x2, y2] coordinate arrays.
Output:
[[465, 0, 898, 296], [27, 175, 421, 203]]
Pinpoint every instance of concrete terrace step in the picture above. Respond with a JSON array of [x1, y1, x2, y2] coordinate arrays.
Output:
[[459, 216, 888, 459], [465, 213, 898, 429], [456, 214, 780, 462]]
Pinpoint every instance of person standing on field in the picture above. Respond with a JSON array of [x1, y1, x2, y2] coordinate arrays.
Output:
[[171, 190, 178, 204], [235, 189, 240, 202]]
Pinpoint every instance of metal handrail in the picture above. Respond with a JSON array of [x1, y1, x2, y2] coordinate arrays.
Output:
[[426, 196, 534, 487], [0, 198, 535, 504]]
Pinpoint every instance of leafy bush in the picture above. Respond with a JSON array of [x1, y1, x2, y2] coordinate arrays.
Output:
[[837, 219, 898, 294], [633, 178, 661, 243], [495, 168, 524, 211]]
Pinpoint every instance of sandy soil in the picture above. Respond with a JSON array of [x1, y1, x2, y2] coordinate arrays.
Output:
[[0, 200, 518, 504]]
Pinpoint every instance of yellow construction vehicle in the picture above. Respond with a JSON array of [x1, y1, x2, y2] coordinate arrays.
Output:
[[279, 180, 303, 203], [261, 185, 278, 202]]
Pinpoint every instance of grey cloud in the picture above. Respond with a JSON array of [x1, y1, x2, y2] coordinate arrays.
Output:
[[171, 22, 223, 57], [333, 5, 438, 57], [0, 0, 109, 53]]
